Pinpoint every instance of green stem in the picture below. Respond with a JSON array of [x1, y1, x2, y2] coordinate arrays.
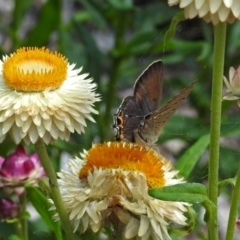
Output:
[[208, 23, 227, 240], [34, 139, 75, 240], [225, 163, 240, 240], [14, 221, 24, 240], [19, 191, 28, 240]]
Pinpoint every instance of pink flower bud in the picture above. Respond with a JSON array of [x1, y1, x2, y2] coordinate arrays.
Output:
[[0, 198, 20, 220], [0, 146, 46, 187]]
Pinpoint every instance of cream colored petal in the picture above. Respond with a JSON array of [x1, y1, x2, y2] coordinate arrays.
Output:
[[2, 117, 14, 134], [229, 67, 236, 83], [223, 94, 240, 100], [15, 115, 24, 127], [86, 203, 100, 224], [70, 201, 88, 220], [11, 124, 22, 144], [22, 119, 32, 133], [232, 0, 240, 17], [53, 117, 65, 131], [0, 108, 14, 120], [198, 2, 209, 17], [168, 0, 180, 6], [223, 0, 233, 8], [125, 217, 139, 239], [117, 209, 131, 224], [21, 93, 30, 107], [185, 3, 198, 18], [223, 77, 232, 92], [150, 219, 164, 240], [42, 132, 52, 144], [32, 114, 42, 126], [194, 0, 204, 10], [28, 125, 39, 143], [237, 99, 240, 107], [80, 214, 89, 233], [142, 230, 151, 240], [20, 112, 29, 121], [209, 0, 222, 14], [42, 118, 52, 131], [138, 215, 150, 237], [36, 124, 46, 138], [89, 219, 101, 233], [50, 123, 59, 139], [218, 4, 230, 21], [179, 0, 192, 8]]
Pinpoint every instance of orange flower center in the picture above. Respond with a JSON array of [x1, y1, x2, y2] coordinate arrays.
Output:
[[79, 142, 167, 188], [2, 47, 68, 92]]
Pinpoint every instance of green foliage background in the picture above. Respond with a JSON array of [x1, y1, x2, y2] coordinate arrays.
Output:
[[0, 0, 240, 239]]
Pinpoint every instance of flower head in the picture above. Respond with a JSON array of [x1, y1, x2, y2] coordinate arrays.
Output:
[[223, 66, 240, 106], [0, 198, 20, 220], [168, 0, 240, 25], [0, 145, 45, 188], [0, 47, 100, 145], [57, 142, 190, 240]]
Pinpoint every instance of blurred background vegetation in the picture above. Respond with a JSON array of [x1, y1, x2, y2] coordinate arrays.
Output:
[[0, 0, 240, 239]]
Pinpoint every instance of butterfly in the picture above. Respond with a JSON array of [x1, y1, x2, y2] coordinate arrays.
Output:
[[113, 60, 196, 146]]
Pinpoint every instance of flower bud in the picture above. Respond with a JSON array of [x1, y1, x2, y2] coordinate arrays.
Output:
[[0, 198, 20, 220], [0, 146, 45, 187], [223, 66, 240, 106]]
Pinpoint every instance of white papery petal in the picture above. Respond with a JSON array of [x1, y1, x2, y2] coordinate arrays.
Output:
[[0, 59, 100, 145], [168, 0, 240, 24], [55, 150, 190, 240]]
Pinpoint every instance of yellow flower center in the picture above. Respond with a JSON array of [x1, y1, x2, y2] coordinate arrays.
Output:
[[2, 47, 68, 92], [79, 142, 167, 188]]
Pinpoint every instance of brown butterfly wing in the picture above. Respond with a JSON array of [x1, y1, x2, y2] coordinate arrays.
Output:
[[136, 81, 196, 146], [134, 60, 163, 114], [114, 96, 143, 142], [114, 60, 163, 142]]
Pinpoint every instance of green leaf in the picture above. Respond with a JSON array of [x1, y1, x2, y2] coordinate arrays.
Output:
[[149, 183, 216, 225], [10, 0, 32, 47], [12, 0, 32, 31], [25, 185, 62, 240], [9, 235, 22, 240], [149, 183, 208, 203], [175, 134, 210, 178], [108, 0, 134, 10], [33, 231, 58, 240], [77, 0, 108, 28], [24, 0, 61, 46]]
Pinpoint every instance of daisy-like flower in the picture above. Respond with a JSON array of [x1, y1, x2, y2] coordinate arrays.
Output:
[[57, 142, 190, 240], [0, 47, 100, 145], [168, 0, 240, 25], [223, 66, 240, 106]]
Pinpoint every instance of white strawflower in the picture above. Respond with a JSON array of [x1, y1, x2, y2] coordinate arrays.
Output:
[[0, 47, 100, 144], [57, 142, 190, 240]]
